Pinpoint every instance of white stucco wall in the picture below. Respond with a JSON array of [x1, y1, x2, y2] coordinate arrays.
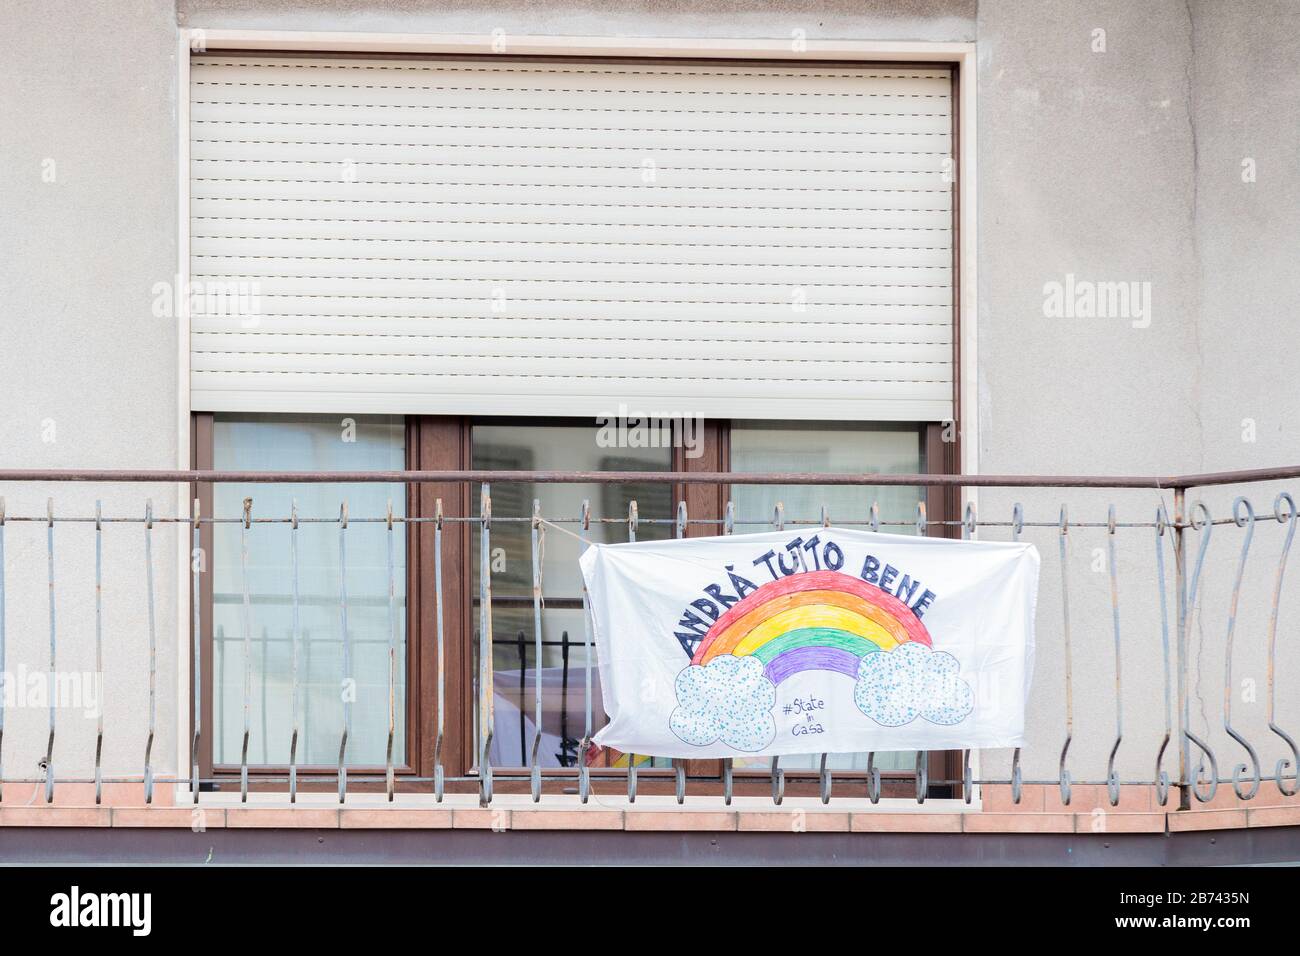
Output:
[[0, 0, 181, 791]]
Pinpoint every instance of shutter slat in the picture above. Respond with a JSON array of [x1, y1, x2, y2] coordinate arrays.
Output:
[[192, 316, 952, 343], [194, 332, 952, 364]]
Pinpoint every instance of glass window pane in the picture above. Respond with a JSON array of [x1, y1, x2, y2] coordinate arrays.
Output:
[[471, 422, 672, 769], [212, 414, 406, 768], [729, 421, 925, 771]]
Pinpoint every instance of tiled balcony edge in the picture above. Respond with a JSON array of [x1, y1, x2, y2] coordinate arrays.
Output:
[[0, 802, 1292, 834]]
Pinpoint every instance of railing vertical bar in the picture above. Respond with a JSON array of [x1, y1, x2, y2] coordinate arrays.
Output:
[[1267, 492, 1298, 795], [1182, 501, 1219, 803], [337, 500, 350, 803], [94, 501, 103, 806], [1104, 505, 1122, 807], [238, 497, 252, 803], [143, 500, 156, 804], [578, 499, 592, 803], [915, 499, 927, 804], [478, 484, 494, 806], [1154, 503, 1173, 806], [191, 497, 202, 805], [961, 500, 976, 804], [1174, 487, 1190, 810], [1223, 498, 1260, 800], [385, 499, 397, 802], [817, 502, 833, 804], [670, 499, 687, 804], [1057, 504, 1072, 806], [529, 498, 544, 802], [288, 500, 300, 803], [44, 499, 55, 804], [0, 499, 6, 802], [433, 499, 445, 802], [629, 496, 660, 805], [771, 501, 784, 806], [1009, 503, 1023, 804], [722, 499, 733, 806]]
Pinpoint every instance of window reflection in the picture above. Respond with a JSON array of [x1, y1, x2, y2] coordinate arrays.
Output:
[[471, 422, 672, 769], [212, 414, 406, 767]]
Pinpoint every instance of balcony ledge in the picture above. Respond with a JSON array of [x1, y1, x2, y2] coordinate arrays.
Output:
[[1, 792, 1297, 835]]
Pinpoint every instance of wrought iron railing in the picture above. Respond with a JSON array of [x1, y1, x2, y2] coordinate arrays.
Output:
[[0, 464, 1296, 813]]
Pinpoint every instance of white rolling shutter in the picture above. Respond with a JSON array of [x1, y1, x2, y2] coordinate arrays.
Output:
[[189, 54, 954, 421]]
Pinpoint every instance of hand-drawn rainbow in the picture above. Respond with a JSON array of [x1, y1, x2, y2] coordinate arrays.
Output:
[[691, 570, 932, 685]]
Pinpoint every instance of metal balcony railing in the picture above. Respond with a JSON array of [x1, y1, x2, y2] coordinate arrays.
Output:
[[0, 464, 1296, 813]]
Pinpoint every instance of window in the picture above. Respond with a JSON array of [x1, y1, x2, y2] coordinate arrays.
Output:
[[207, 414, 407, 769], [188, 43, 961, 797], [196, 415, 955, 795]]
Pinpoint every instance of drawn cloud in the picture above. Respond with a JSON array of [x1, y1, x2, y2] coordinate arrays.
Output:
[[853, 642, 973, 727], [670, 655, 777, 752]]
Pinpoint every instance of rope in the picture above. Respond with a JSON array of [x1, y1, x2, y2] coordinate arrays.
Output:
[[537, 514, 594, 547]]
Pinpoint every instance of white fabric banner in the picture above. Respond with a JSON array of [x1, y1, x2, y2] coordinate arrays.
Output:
[[580, 528, 1039, 758]]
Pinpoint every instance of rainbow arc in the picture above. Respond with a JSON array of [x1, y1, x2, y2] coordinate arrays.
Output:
[[692, 570, 931, 684]]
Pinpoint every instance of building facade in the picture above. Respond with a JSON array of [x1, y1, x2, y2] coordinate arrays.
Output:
[[0, 0, 1298, 863]]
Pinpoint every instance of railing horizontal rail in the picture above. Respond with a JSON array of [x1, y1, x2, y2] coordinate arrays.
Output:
[[1, 464, 1298, 487]]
